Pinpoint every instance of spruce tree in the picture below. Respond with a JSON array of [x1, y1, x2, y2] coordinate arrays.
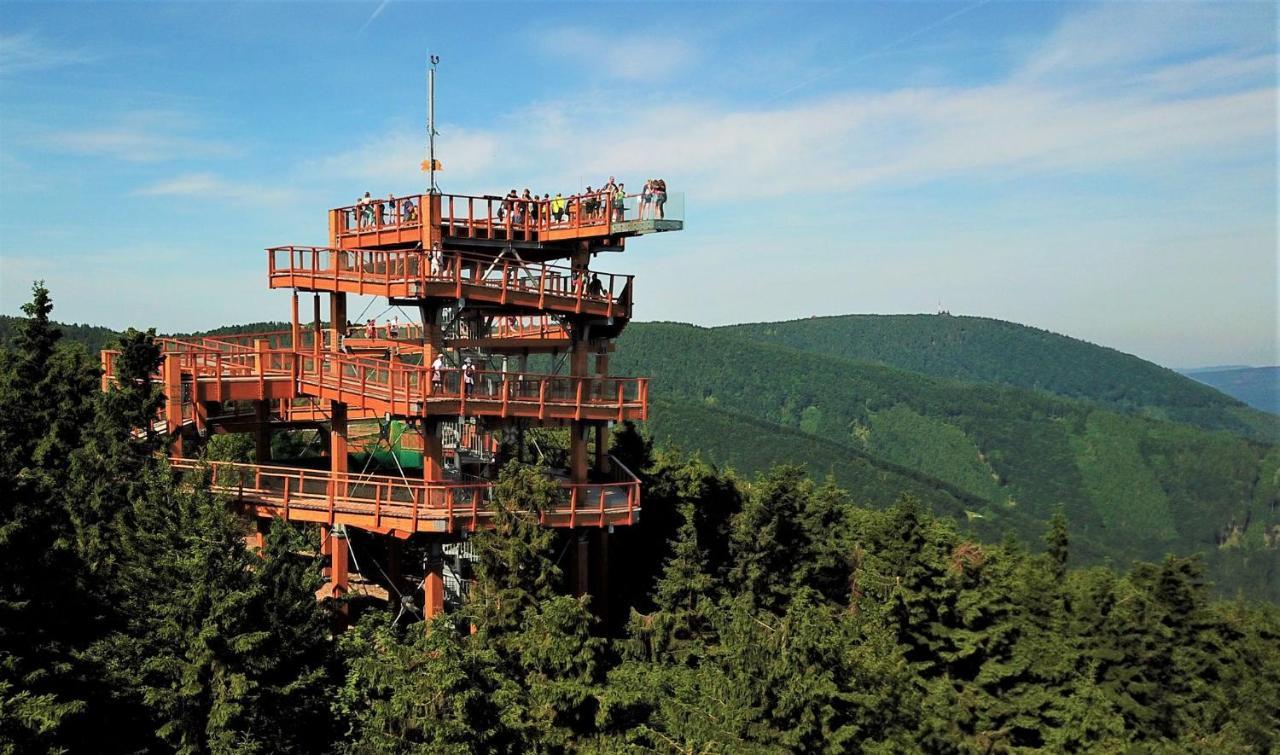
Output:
[[66, 327, 165, 577], [335, 614, 512, 752], [628, 501, 716, 664], [728, 465, 814, 613], [99, 466, 335, 753], [0, 283, 101, 752]]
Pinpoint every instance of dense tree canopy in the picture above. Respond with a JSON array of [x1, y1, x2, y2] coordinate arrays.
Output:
[[3, 286, 1279, 753]]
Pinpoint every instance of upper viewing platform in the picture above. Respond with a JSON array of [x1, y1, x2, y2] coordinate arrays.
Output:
[[330, 188, 683, 254]]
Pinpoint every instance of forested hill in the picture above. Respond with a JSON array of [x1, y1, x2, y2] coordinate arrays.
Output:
[[718, 314, 1278, 442], [0, 316, 295, 353], [0, 314, 119, 356], [612, 322, 1280, 601]]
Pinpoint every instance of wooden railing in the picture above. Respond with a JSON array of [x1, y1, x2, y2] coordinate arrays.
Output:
[[267, 246, 632, 318], [173, 456, 641, 532], [105, 340, 647, 422], [296, 351, 648, 421], [331, 190, 679, 242]]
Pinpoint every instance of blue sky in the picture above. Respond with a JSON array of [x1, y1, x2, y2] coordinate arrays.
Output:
[[0, 1, 1275, 368]]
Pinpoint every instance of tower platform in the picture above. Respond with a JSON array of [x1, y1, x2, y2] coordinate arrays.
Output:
[[103, 175, 680, 620]]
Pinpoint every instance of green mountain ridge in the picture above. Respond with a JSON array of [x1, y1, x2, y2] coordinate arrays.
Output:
[[645, 396, 1125, 566], [614, 322, 1280, 600], [717, 313, 1278, 443]]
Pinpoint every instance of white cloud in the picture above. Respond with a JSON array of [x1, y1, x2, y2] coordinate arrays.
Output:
[[487, 3, 1276, 202], [1018, 1, 1274, 85], [134, 172, 295, 204], [0, 32, 94, 75], [1135, 53, 1275, 96], [534, 26, 696, 81], [39, 111, 240, 162]]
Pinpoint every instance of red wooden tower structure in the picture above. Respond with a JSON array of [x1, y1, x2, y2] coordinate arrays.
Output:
[[102, 179, 682, 619]]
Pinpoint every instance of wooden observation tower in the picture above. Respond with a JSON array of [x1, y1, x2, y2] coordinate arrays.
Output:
[[100, 73, 682, 619]]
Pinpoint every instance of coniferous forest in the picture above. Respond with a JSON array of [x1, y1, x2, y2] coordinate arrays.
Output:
[[3, 285, 1280, 753]]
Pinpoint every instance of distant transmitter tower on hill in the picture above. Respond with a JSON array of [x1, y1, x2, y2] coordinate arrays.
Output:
[[101, 66, 683, 619]]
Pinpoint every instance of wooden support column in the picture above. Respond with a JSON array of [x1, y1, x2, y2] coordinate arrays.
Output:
[[569, 330, 590, 483], [163, 355, 184, 457], [594, 423, 608, 474], [574, 532, 590, 597], [570, 421, 589, 484], [254, 399, 271, 463], [330, 401, 348, 473], [422, 420, 444, 481], [570, 338, 590, 376], [251, 517, 270, 552], [291, 290, 301, 350], [321, 525, 349, 612], [329, 292, 347, 352], [594, 348, 610, 473], [329, 288, 350, 502], [194, 400, 208, 436], [419, 304, 444, 371], [312, 294, 322, 354], [426, 193, 443, 249], [424, 545, 445, 620], [330, 527, 349, 604]]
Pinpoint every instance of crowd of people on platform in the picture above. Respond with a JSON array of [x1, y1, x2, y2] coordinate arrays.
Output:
[[496, 176, 668, 226], [348, 177, 668, 231], [353, 192, 419, 229]]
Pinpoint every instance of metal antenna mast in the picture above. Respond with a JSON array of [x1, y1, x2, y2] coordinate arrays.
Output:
[[427, 54, 440, 195]]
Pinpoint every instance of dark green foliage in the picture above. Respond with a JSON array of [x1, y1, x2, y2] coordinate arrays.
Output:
[[67, 327, 166, 577], [339, 463, 606, 751], [0, 312, 120, 356], [720, 314, 1278, 440], [95, 468, 335, 753], [6, 289, 1280, 752], [613, 322, 1280, 600], [0, 283, 102, 751], [1, 286, 336, 753], [335, 615, 510, 752], [34, 313, 1280, 598]]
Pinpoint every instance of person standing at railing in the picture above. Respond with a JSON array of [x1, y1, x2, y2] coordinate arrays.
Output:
[[358, 191, 375, 228], [653, 178, 667, 219], [429, 243, 444, 279], [582, 185, 598, 218], [499, 189, 516, 222], [551, 192, 567, 223], [639, 180, 653, 219], [431, 353, 446, 393], [589, 274, 604, 298], [364, 319, 376, 340], [614, 183, 627, 221], [388, 315, 399, 339], [462, 358, 476, 397], [401, 197, 417, 223], [602, 177, 618, 218]]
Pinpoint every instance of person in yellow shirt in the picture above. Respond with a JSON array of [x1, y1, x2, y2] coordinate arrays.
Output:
[[614, 183, 626, 221]]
